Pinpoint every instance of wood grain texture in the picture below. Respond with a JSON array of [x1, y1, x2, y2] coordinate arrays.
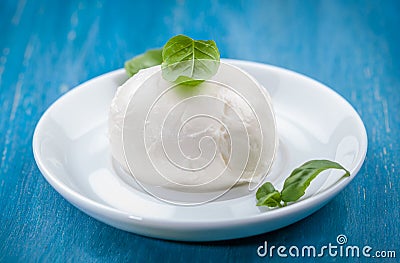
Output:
[[0, 0, 398, 262]]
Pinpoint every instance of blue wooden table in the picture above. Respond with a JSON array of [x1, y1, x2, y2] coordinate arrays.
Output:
[[1, 0, 399, 262]]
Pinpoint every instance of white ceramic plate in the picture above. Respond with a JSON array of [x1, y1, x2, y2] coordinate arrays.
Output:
[[33, 59, 367, 241]]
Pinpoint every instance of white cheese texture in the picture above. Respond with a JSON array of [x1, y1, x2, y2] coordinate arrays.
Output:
[[109, 63, 277, 192]]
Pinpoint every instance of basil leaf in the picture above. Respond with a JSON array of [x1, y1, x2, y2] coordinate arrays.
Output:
[[256, 182, 282, 207], [124, 48, 163, 77], [280, 160, 350, 203], [256, 182, 276, 199], [161, 35, 220, 83], [175, 76, 204, 86]]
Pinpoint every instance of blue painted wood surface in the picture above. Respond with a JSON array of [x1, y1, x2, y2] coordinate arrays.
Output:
[[0, 0, 399, 262]]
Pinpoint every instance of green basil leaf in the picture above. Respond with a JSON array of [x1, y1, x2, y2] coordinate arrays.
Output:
[[256, 182, 282, 207], [257, 191, 282, 207], [280, 160, 350, 203], [124, 48, 163, 77], [161, 35, 220, 83], [175, 76, 205, 86], [256, 182, 276, 199]]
